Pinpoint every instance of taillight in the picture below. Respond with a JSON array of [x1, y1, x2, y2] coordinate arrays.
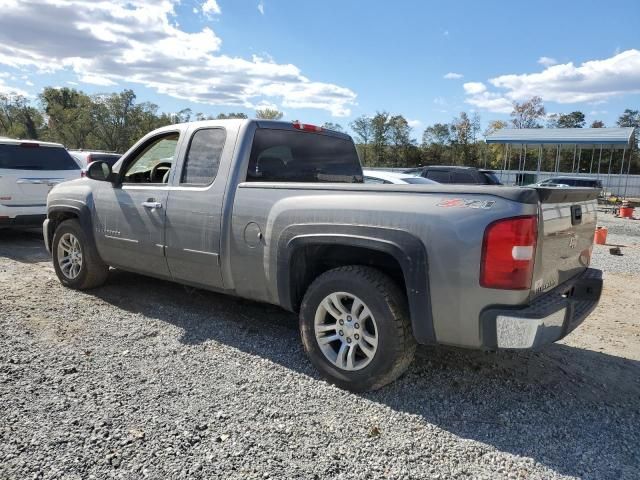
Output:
[[292, 121, 322, 132], [480, 216, 537, 290]]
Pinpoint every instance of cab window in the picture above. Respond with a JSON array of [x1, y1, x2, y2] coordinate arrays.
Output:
[[122, 133, 179, 184]]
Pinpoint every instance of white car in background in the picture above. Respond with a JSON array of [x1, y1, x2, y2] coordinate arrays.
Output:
[[363, 169, 439, 185], [69, 150, 121, 168], [0, 138, 81, 228]]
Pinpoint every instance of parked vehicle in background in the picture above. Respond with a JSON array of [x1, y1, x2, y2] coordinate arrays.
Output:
[[532, 176, 603, 189], [363, 169, 439, 185], [407, 165, 502, 185], [0, 138, 80, 227], [69, 150, 121, 168], [44, 119, 602, 391]]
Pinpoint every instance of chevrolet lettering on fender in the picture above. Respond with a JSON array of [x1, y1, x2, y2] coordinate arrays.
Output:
[[43, 119, 603, 391]]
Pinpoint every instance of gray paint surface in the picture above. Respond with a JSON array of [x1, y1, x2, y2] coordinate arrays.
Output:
[[47, 119, 599, 349]]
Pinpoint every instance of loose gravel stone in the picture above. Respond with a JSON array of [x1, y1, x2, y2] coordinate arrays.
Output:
[[0, 229, 638, 479]]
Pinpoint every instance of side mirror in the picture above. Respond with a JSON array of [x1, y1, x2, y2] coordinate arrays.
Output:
[[86, 161, 114, 182]]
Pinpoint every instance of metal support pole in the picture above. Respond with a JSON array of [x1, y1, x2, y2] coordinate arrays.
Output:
[[576, 147, 582, 174], [596, 145, 603, 180], [555, 145, 560, 173], [606, 149, 614, 196], [618, 148, 627, 199], [571, 145, 577, 172], [522, 145, 527, 176], [623, 147, 632, 200], [537, 145, 542, 177], [501, 144, 509, 181], [589, 148, 595, 174]]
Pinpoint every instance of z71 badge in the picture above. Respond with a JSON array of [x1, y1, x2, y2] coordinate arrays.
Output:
[[436, 198, 496, 210]]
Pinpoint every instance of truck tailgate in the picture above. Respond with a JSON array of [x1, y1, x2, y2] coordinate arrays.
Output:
[[532, 187, 600, 298]]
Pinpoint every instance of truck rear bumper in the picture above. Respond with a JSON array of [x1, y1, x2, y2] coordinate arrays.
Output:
[[480, 268, 603, 349]]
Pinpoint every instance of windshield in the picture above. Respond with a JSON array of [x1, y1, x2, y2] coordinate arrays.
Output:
[[403, 177, 438, 184], [0, 144, 79, 170], [481, 171, 502, 185]]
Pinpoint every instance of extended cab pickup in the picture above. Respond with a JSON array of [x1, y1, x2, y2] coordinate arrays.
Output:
[[44, 120, 603, 391]]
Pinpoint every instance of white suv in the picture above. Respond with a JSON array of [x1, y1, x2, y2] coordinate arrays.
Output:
[[0, 138, 80, 227], [68, 150, 121, 168]]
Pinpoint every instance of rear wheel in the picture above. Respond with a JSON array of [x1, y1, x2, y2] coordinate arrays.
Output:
[[300, 266, 416, 391], [52, 219, 108, 290]]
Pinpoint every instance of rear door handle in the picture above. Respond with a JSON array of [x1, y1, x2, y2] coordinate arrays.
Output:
[[142, 201, 162, 209]]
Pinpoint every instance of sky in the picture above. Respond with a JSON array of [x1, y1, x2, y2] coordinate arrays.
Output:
[[0, 0, 639, 138]]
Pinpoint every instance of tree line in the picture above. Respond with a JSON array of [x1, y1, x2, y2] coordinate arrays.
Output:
[[0, 87, 638, 173], [347, 96, 639, 173], [0, 87, 283, 153]]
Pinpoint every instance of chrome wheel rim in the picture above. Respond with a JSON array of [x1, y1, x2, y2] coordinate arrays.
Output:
[[314, 292, 378, 371], [57, 233, 83, 280]]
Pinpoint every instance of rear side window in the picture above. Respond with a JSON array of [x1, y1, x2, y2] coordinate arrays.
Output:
[[425, 170, 450, 183], [181, 128, 226, 185], [452, 171, 477, 183], [0, 144, 79, 170], [246, 129, 363, 183]]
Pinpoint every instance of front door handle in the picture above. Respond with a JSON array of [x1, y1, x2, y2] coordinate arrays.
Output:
[[142, 201, 162, 209]]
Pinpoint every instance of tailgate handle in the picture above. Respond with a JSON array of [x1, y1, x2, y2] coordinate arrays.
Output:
[[570, 205, 582, 225]]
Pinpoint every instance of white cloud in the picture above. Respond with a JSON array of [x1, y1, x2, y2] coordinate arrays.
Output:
[[0, 0, 356, 117], [0, 77, 29, 96], [443, 72, 463, 80], [257, 1, 264, 15], [202, 0, 220, 15], [433, 96, 446, 106], [407, 119, 422, 129], [463, 82, 486, 95], [537, 56, 558, 67], [463, 50, 640, 113]]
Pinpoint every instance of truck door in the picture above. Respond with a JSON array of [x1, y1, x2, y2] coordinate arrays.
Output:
[[92, 131, 180, 278], [164, 126, 235, 290]]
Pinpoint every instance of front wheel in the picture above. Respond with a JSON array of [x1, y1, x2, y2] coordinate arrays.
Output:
[[299, 266, 416, 392], [52, 219, 109, 290]]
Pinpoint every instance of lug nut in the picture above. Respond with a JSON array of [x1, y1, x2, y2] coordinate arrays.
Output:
[[339, 319, 344, 325], [354, 323, 360, 329], [347, 316, 352, 322], [338, 330, 344, 336], [354, 334, 360, 340], [346, 337, 352, 344]]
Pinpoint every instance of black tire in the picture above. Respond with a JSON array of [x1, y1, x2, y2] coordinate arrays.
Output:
[[299, 266, 416, 392], [52, 219, 109, 290]]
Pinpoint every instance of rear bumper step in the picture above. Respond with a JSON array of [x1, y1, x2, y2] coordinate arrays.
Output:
[[480, 268, 603, 349]]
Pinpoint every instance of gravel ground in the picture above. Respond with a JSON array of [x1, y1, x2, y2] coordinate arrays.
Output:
[[591, 212, 640, 275], [1, 229, 639, 480]]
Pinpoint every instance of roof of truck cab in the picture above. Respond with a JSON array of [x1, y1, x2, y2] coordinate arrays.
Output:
[[0, 138, 65, 148], [146, 119, 352, 140]]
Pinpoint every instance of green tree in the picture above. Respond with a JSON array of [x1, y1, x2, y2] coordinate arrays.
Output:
[[91, 89, 139, 152], [217, 112, 248, 119], [388, 115, 412, 167], [510, 96, 545, 128], [255, 108, 283, 120], [0, 93, 43, 139], [321, 122, 344, 132], [350, 115, 373, 165], [421, 123, 451, 164], [40, 87, 94, 147], [371, 111, 391, 166], [555, 111, 586, 128], [590, 120, 605, 128]]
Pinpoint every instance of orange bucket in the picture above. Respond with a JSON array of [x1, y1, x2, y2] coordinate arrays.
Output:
[[594, 227, 608, 245], [620, 207, 634, 218]]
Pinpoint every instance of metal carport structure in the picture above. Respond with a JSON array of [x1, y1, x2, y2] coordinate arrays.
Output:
[[485, 127, 637, 198]]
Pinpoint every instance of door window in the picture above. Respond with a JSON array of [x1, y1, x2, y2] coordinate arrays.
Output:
[[181, 128, 226, 185], [122, 133, 179, 184], [452, 171, 477, 183], [425, 170, 450, 183]]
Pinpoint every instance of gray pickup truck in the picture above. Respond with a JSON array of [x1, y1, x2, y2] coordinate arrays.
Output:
[[44, 119, 603, 391]]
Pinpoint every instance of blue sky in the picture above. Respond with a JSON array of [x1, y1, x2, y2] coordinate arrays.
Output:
[[0, 0, 639, 138]]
